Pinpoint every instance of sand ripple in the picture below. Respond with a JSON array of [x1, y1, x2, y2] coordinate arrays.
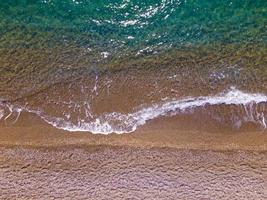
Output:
[[0, 146, 266, 199]]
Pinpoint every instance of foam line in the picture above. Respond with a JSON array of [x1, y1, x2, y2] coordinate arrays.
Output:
[[37, 88, 267, 134]]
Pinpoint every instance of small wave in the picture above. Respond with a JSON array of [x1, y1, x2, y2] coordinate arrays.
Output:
[[1, 87, 267, 134], [29, 87, 267, 134]]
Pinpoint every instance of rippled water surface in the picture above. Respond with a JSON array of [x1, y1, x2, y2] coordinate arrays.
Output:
[[0, 0, 266, 133]]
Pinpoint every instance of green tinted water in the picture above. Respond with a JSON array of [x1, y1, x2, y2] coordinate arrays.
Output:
[[1, 0, 266, 48], [0, 0, 267, 133], [0, 0, 266, 100]]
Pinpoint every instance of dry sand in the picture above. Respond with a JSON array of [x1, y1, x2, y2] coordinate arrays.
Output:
[[0, 145, 266, 199], [0, 114, 267, 199]]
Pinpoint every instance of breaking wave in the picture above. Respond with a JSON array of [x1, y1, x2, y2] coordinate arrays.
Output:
[[1, 87, 267, 134]]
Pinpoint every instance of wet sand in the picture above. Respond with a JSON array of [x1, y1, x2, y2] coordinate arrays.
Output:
[[0, 114, 267, 199], [1, 110, 267, 150]]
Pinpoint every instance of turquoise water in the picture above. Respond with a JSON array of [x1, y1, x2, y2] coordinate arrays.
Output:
[[1, 0, 266, 50], [0, 1, 266, 97]]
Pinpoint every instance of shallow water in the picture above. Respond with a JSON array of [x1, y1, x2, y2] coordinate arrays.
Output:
[[0, 1, 266, 134]]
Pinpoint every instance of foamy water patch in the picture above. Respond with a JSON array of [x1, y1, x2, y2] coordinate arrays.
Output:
[[0, 108, 4, 120], [0, 102, 22, 124], [0, 88, 267, 134], [34, 88, 267, 134]]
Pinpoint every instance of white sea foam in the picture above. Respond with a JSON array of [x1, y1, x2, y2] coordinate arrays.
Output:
[[120, 19, 138, 27], [1, 88, 266, 134], [0, 109, 4, 120], [101, 52, 110, 58], [0, 103, 22, 124], [36, 87, 267, 134]]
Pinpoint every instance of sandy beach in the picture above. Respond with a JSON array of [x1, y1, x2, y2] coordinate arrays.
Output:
[[0, 143, 266, 199], [1, 1, 267, 199], [0, 115, 266, 199]]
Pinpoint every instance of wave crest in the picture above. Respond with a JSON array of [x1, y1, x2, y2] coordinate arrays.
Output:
[[28, 88, 267, 134]]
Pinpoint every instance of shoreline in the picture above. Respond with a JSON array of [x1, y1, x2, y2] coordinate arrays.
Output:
[[0, 107, 266, 151], [1, 119, 266, 199], [0, 122, 266, 151]]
